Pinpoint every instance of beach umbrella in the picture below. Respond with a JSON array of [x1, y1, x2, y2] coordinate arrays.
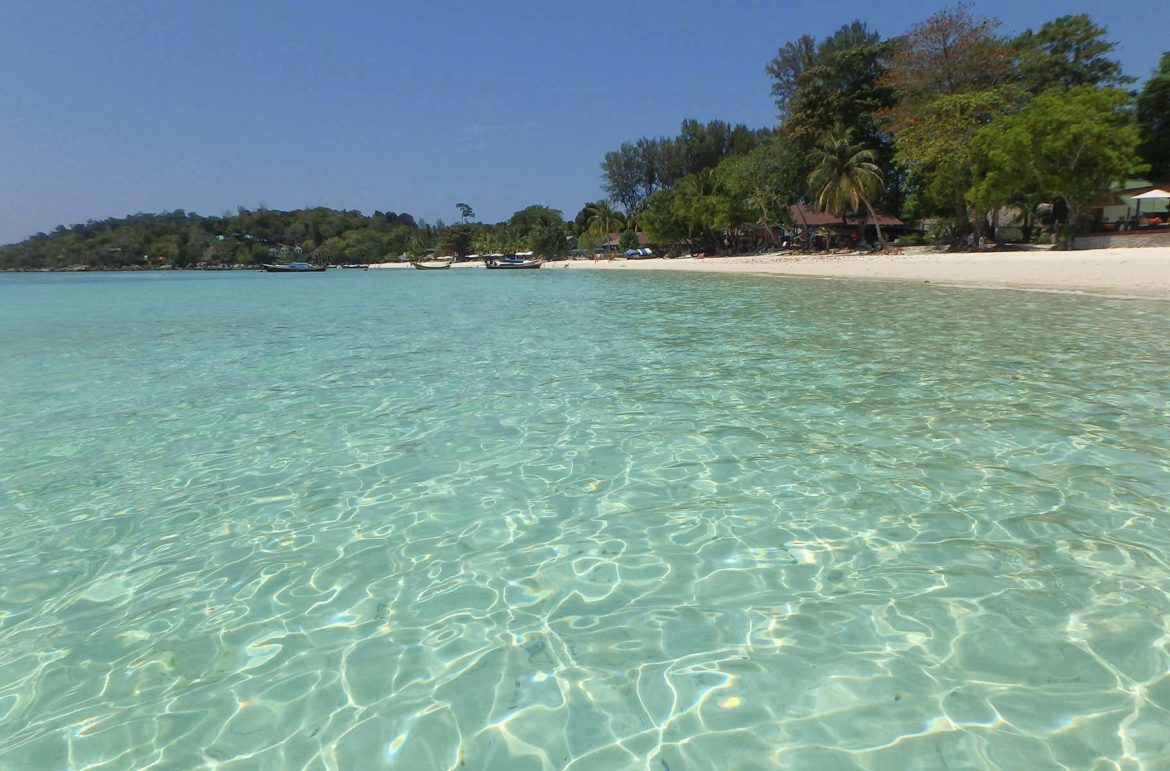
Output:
[[1132, 188, 1170, 219]]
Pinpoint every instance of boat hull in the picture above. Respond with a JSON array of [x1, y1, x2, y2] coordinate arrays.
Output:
[[261, 263, 326, 273], [412, 262, 451, 270], [485, 261, 541, 270]]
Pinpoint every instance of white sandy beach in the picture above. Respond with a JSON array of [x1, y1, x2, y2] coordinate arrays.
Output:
[[563, 247, 1170, 299], [376, 246, 1170, 300], [560, 247, 1170, 300]]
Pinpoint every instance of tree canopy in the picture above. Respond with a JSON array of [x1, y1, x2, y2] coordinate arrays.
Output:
[[1013, 14, 1134, 93], [769, 22, 893, 150], [1137, 53, 1170, 181], [808, 127, 888, 246], [600, 119, 766, 216], [0, 207, 426, 269], [969, 86, 1147, 248]]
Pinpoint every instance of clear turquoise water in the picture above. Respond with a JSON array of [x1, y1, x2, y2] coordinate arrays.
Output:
[[1, 269, 1169, 770]]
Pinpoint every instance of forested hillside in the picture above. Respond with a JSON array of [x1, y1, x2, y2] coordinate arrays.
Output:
[[0, 207, 424, 269]]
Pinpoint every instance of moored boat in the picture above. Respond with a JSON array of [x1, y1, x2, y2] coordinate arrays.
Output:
[[412, 262, 451, 270], [262, 261, 327, 273], [485, 260, 541, 270]]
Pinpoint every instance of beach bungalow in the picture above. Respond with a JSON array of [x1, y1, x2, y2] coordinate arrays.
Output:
[[1089, 181, 1170, 230], [788, 204, 908, 248], [599, 231, 652, 252], [1075, 180, 1170, 248]]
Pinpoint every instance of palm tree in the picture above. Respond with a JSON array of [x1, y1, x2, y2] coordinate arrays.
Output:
[[807, 127, 887, 249], [584, 200, 626, 255], [677, 169, 724, 252]]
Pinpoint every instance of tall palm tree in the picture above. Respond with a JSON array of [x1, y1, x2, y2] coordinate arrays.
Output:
[[807, 127, 888, 248], [584, 199, 626, 247]]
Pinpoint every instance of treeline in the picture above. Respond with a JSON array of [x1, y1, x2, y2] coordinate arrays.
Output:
[[0, 207, 427, 270], [0, 118, 758, 269], [0, 199, 643, 269], [602, 9, 1170, 249]]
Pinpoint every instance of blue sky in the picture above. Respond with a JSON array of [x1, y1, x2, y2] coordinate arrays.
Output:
[[0, 0, 1162, 243]]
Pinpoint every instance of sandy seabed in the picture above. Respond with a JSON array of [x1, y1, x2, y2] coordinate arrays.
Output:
[[375, 246, 1170, 300]]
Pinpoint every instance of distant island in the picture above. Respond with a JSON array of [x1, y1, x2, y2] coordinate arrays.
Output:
[[3, 9, 1167, 271]]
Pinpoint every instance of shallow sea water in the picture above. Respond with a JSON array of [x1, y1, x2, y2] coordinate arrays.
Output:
[[1, 269, 1169, 770]]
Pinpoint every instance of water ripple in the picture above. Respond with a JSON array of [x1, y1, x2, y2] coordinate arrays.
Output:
[[0, 271, 1168, 768]]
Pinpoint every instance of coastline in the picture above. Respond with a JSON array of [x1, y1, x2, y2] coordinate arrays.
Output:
[[540, 246, 1170, 300], [8, 246, 1169, 301]]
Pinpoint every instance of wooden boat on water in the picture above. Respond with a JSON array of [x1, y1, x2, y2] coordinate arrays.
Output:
[[485, 260, 542, 270], [262, 261, 326, 273], [412, 261, 450, 270]]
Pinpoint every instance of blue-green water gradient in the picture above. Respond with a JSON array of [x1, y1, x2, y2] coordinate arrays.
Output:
[[1, 270, 1169, 769]]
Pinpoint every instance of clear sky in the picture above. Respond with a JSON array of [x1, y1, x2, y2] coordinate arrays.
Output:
[[0, 0, 1162, 244]]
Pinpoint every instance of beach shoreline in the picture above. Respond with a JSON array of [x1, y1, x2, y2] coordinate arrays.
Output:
[[525, 246, 1170, 300], [9, 246, 1167, 301]]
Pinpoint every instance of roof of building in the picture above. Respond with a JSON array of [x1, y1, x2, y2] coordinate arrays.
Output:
[[601, 231, 652, 247], [1120, 184, 1170, 196], [789, 204, 904, 228]]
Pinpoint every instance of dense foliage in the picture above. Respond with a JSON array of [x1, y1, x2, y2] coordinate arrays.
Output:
[[599, 119, 768, 215], [0, 207, 427, 270], [1137, 53, 1170, 181], [622, 6, 1159, 251], [969, 87, 1146, 248], [0, 203, 582, 269]]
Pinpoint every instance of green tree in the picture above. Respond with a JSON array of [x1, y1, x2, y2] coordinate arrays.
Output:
[[508, 205, 564, 237], [146, 234, 182, 264], [717, 137, 805, 247], [601, 137, 668, 214], [1014, 14, 1133, 93], [529, 223, 568, 256], [969, 86, 1147, 248], [582, 200, 626, 241], [670, 169, 749, 253], [765, 33, 819, 119], [638, 190, 689, 252], [470, 229, 501, 255], [892, 88, 1020, 238], [0, 208, 318, 269], [437, 224, 474, 257], [456, 203, 475, 223], [808, 127, 888, 247], [769, 22, 894, 151], [598, 120, 767, 222], [665, 119, 763, 183], [1137, 53, 1170, 181]]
